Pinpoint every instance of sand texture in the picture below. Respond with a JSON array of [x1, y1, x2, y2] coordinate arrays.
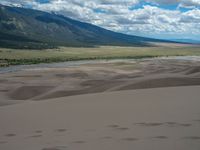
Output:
[[0, 86, 200, 150], [0, 58, 200, 106], [0, 57, 200, 150]]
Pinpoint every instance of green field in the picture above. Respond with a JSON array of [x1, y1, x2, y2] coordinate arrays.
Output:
[[0, 46, 200, 67]]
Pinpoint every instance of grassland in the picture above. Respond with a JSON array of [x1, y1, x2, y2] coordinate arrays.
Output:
[[0, 45, 200, 67]]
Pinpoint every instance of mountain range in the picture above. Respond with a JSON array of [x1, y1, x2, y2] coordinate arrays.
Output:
[[171, 39, 200, 44], [0, 4, 175, 49]]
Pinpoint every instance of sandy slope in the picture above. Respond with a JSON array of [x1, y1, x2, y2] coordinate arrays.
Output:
[[0, 57, 200, 150], [0, 58, 200, 106], [0, 86, 200, 150]]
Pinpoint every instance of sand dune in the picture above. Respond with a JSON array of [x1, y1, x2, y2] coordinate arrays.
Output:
[[0, 86, 200, 150], [0, 58, 200, 104], [118, 77, 200, 90], [0, 57, 200, 149], [10, 86, 54, 100]]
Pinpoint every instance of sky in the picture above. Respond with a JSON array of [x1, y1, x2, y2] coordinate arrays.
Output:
[[1, 0, 200, 40]]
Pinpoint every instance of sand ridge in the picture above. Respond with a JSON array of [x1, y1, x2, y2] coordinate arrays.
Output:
[[0, 58, 200, 105], [0, 57, 200, 149]]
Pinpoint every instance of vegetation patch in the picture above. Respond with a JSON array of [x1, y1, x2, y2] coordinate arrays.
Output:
[[0, 46, 200, 67]]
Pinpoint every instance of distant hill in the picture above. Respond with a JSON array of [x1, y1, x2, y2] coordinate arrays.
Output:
[[171, 39, 200, 44], [0, 4, 174, 49]]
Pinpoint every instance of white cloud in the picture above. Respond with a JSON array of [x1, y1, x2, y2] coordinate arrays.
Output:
[[1, 0, 200, 39], [145, 0, 180, 5], [179, 0, 200, 8], [180, 9, 200, 23], [146, 0, 200, 8]]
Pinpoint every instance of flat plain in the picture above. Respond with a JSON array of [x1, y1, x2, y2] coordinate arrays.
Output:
[[1, 44, 200, 66]]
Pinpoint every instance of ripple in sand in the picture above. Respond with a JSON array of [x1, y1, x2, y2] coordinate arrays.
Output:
[[0, 89, 9, 92], [134, 122, 192, 127], [56, 72, 88, 78], [107, 124, 119, 128], [179, 123, 192, 127], [9, 86, 54, 100], [55, 129, 67, 132], [134, 122, 163, 127], [193, 119, 200, 123], [107, 125, 129, 131], [4, 133, 16, 137], [13, 75, 42, 78], [42, 148, 60, 150], [116, 127, 129, 131], [35, 130, 43, 133], [0, 141, 7, 144], [121, 137, 138, 142], [165, 122, 192, 127], [100, 136, 113, 140], [42, 146, 67, 150], [151, 136, 168, 139]]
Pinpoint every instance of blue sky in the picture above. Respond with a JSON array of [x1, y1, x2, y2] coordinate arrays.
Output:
[[1, 0, 200, 40]]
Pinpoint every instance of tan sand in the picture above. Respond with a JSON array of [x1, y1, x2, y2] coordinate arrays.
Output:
[[0, 86, 200, 150], [0, 58, 200, 106], [0, 58, 200, 149]]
